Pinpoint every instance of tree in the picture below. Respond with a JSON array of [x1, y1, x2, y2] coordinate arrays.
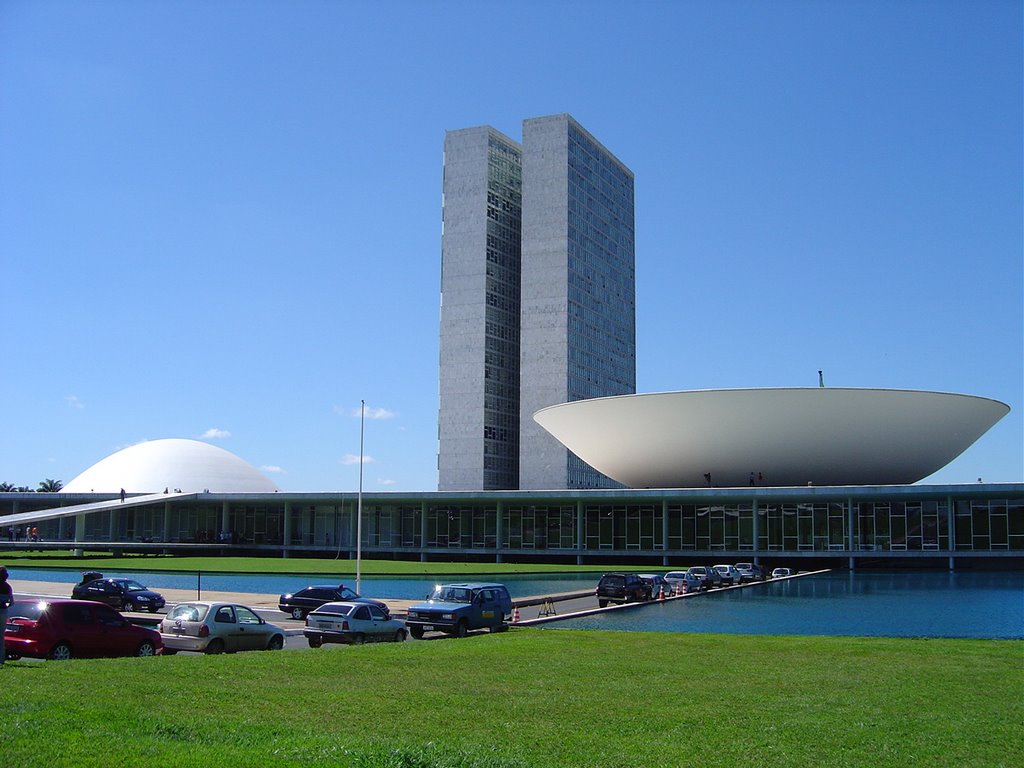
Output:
[[0, 482, 15, 492], [37, 479, 63, 493]]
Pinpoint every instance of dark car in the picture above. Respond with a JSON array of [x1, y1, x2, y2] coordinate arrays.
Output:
[[405, 583, 512, 639], [596, 573, 651, 607], [4, 599, 163, 660], [71, 576, 166, 613], [278, 584, 386, 620]]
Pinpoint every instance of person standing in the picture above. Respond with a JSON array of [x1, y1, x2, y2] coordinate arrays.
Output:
[[0, 566, 13, 665]]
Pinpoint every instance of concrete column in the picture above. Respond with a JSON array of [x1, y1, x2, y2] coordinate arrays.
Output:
[[420, 502, 428, 563], [576, 500, 585, 565], [848, 496, 855, 571], [221, 501, 230, 539], [495, 501, 504, 564], [163, 502, 171, 541], [282, 502, 292, 558], [947, 494, 955, 571], [751, 498, 759, 561], [74, 513, 85, 557], [662, 500, 670, 566]]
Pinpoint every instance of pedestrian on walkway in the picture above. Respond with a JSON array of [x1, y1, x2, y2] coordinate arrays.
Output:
[[120, 488, 126, 503], [0, 566, 13, 665]]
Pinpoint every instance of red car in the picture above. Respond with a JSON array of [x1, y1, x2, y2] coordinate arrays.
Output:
[[4, 599, 163, 660]]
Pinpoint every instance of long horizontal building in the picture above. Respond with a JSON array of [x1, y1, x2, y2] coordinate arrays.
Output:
[[1, 483, 1021, 569]]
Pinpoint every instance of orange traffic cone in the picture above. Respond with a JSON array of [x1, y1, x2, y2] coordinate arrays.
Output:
[[512, 605, 520, 623], [658, 585, 665, 602]]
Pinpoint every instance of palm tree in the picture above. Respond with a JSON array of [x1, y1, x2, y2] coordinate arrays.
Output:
[[37, 479, 63, 492], [0, 482, 15, 492]]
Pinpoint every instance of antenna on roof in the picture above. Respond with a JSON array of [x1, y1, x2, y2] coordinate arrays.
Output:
[[818, 370, 825, 388]]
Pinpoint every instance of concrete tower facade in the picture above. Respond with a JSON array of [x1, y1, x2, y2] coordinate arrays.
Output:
[[519, 115, 635, 489], [438, 126, 522, 491], [438, 115, 634, 491]]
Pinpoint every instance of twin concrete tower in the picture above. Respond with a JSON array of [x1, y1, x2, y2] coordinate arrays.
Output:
[[438, 114, 636, 491]]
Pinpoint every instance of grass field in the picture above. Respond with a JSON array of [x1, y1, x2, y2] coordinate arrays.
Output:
[[0, 551, 628, 576], [1, 629, 1020, 768]]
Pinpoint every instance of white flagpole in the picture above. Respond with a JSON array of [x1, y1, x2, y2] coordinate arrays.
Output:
[[356, 399, 364, 595]]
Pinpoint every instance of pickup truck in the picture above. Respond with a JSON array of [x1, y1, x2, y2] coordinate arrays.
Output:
[[405, 583, 513, 639]]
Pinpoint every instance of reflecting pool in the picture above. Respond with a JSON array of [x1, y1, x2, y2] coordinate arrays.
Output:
[[548, 570, 1023, 639]]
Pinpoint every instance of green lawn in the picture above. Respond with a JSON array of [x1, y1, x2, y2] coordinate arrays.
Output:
[[1, 630, 1020, 768], [0, 551, 628, 576]]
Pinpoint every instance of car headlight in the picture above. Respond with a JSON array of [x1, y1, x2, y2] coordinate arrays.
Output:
[[442, 613, 453, 620], [137, 596, 150, 601]]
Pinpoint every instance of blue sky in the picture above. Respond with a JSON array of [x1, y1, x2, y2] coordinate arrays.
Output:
[[1, 0, 1020, 492]]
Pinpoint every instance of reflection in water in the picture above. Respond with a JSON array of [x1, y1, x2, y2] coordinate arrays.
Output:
[[549, 571, 1024, 639]]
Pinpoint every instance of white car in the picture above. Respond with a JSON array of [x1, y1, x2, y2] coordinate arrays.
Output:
[[160, 601, 286, 654], [771, 567, 793, 579], [664, 570, 703, 593], [713, 564, 742, 586], [638, 574, 672, 599], [304, 601, 407, 646]]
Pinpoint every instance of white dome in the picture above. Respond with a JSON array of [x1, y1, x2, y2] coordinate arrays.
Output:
[[63, 439, 280, 493], [534, 388, 1010, 488]]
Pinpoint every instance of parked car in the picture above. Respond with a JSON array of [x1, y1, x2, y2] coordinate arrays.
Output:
[[771, 567, 793, 579], [304, 601, 406, 646], [405, 583, 512, 639], [3, 599, 162, 660], [734, 563, 766, 583], [71, 576, 166, 613], [664, 570, 703, 593], [638, 574, 673, 598], [278, 584, 386, 620], [595, 573, 651, 607], [713, 564, 742, 586], [160, 601, 285, 654], [685, 566, 722, 589]]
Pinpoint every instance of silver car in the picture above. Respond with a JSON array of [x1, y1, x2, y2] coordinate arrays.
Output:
[[159, 601, 286, 655], [304, 601, 406, 647]]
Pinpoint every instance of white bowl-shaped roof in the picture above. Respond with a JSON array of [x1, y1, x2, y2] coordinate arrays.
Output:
[[63, 439, 280, 493], [533, 388, 1010, 488]]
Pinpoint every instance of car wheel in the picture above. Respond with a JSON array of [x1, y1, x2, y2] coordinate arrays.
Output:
[[352, 633, 366, 645], [136, 640, 157, 657], [205, 639, 225, 655], [122, 600, 135, 613], [49, 642, 72, 661], [291, 607, 306, 620], [307, 636, 323, 648], [394, 629, 406, 643], [454, 620, 468, 638], [598, 599, 608, 608], [147, 606, 159, 613], [162, 649, 177, 656], [410, 626, 424, 639], [5, 652, 22, 661], [266, 635, 284, 651]]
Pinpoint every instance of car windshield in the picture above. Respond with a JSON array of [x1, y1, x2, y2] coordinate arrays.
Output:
[[115, 580, 148, 592], [313, 603, 353, 616], [338, 587, 359, 600], [430, 587, 472, 603], [166, 603, 209, 622], [8, 601, 46, 620]]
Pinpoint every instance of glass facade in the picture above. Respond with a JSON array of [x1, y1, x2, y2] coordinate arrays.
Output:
[[564, 122, 636, 489], [482, 135, 522, 489], [6, 488, 1021, 563]]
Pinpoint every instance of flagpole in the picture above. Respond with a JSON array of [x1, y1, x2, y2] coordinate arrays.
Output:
[[356, 399, 364, 595]]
